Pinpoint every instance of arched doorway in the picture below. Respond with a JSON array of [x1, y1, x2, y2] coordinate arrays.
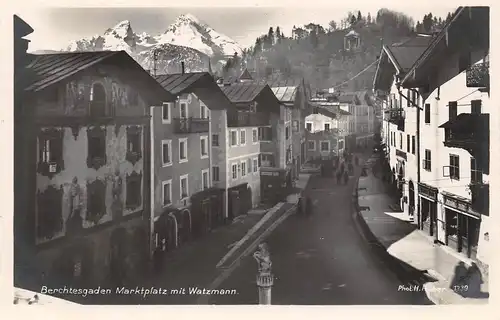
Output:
[[90, 83, 106, 117], [408, 180, 415, 218], [109, 227, 128, 286]]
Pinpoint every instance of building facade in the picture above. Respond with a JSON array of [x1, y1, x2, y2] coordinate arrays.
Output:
[[152, 72, 230, 259], [373, 33, 434, 221], [401, 7, 490, 273], [14, 48, 173, 292], [220, 83, 282, 211]]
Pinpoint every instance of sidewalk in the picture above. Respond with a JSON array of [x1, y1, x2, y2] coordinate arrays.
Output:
[[355, 155, 489, 305], [122, 172, 311, 304]]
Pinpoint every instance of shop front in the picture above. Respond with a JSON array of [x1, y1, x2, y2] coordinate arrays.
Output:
[[418, 182, 439, 240], [260, 167, 289, 205], [227, 183, 251, 221], [442, 192, 481, 259], [190, 187, 225, 238]]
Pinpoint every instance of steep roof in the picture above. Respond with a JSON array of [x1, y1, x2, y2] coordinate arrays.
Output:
[[271, 86, 297, 103], [23, 50, 174, 104], [221, 83, 281, 113], [155, 72, 233, 110], [385, 35, 433, 73]]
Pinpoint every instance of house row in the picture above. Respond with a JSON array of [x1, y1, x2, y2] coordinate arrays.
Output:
[[14, 15, 313, 291], [373, 7, 490, 276]]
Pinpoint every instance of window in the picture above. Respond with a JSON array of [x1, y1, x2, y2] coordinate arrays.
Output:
[[424, 103, 430, 124], [180, 102, 188, 118], [241, 161, 247, 177], [399, 133, 403, 150], [411, 136, 415, 155], [320, 141, 330, 152], [212, 134, 219, 147], [89, 83, 106, 117], [231, 163, 238, 179], [179, 138, 188, 163], [252, 128, 258, 143], [161, 140, 172, 166], [448, 101, 458, 121], [247, 158, 252, 174], [285, 126, 290, 140], [200, 136, 208, 159], [37, 129, 64, 177], [230, 130, 238, 146], [406, 134, 410, 153], [258, 127, 272, 141], [470, 158, 482, 184], [449, 154, 460, 180], [200, 104, 208, 119], [162, 180, 172, 206], [324, 123, 330, 131], [253, 158, 258, 173], [308, 141, 316, 151], [162, 103, 171, 123], [260, 154, 274, 167], [126, 172, 142, 209], [292, 120, 299, 132], [471, 100, 482, 115], [306, 122, 312, 132], [201, 169, 209, 190], [86, 179, 106, 224], [212, 166, 220, 182], [126, 126, 142, 164], [240, 129, 246, 145], [87, 126, 106, 170], [424, 149, 431, 171], [180, 174, 189, 199]]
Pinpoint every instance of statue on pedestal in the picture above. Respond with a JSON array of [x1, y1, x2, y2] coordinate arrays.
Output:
[[253, 243, 272, 275]]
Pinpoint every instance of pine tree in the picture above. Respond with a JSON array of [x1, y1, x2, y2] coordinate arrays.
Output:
[[268, 27, 274, 45], [350, 15, 357, 26], [367, 12, 372, 24], [276, 26, 282, 43], [357, 11, 362, 22]]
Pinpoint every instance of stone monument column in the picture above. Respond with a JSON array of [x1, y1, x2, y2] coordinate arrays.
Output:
[[253, 243, 273, 305]]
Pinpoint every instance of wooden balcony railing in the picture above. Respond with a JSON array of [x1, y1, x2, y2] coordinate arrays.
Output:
[[227, 111, 270, 127], [173, 117, 209, 134]]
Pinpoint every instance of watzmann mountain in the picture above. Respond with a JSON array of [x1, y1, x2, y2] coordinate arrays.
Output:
[[58, 14, 244, 74]]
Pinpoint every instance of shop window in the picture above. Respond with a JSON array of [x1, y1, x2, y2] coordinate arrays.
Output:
[[446, 210, 459, 241], [87, 126, 106, 170], [126, 126, 142, 165], [86, 179, 106, 224], [36, 185, 63, 240], [126, 172, 142, 209], [37, 128, 64, 178]]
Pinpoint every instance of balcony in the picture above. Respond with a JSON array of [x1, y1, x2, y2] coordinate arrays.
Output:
[[470, 183, 489, 216], [466, 62, 489, 90], [173, 117, 209, 134], [227, 111, 270, 127], [385, 109, 405, 131]]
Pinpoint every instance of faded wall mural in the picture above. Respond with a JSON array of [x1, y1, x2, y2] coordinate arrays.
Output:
[[35, 124, 144, 244]]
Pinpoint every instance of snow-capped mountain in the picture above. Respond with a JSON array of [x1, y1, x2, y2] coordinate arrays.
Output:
[[57, 14, 243, 74], [155, 13, 243, 57]]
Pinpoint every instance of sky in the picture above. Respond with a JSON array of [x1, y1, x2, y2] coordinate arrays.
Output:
[[18, 4, 458, 52]]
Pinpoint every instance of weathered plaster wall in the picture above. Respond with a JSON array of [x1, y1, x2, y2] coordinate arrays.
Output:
[[35, 125, 144, 244]]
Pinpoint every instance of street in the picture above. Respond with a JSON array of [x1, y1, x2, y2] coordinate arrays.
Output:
[[208, 155, 433, 305]]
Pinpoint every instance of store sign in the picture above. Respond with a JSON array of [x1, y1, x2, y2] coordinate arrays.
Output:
[[418, 183, 438, 201], [443, 194, 480, 218]]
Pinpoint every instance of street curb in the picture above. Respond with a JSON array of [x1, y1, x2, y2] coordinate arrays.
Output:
[[197, 204, 298, 304], [216, 202, 285, 268], [350, 162, 432, 293]]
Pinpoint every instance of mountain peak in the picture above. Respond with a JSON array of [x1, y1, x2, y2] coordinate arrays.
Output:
[[176, 13, 201, 24]]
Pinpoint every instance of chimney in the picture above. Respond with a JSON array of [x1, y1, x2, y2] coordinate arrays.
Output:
[[181, 62, 185, 75]]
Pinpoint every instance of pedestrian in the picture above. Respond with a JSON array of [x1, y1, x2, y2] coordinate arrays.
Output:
[[343, 170, 349, 185]]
